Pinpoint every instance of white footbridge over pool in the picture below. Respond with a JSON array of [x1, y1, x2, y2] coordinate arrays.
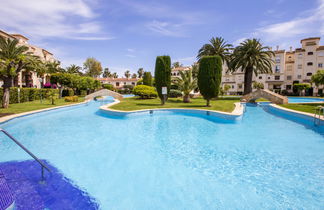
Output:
[[241, 89, 288, 104], [85, 89, 123, 101]]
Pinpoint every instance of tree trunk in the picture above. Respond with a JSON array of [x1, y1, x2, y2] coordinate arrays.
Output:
[[183, 94, 190, 103], [243, 67, 253, 95], [206, 99, 210, 107], [2, 77, 13, 108]]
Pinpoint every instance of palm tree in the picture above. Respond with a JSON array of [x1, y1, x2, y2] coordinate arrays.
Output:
[[66, 64, 82, 75], [102, 67, 111, 78], [172, 62, 183, 68], [197, 37, 233, 65], [229, 39, 274, 95], [124, 70, 130, 78], [112, 72, 118, 78], [137, 68, 144, 78], [46, 60, 63, 73], [0, 36, 35, 108], [131, 73, 137, 78], [172, 69, 197, 103]]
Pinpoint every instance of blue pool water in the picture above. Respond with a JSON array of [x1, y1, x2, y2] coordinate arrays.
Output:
[[0, 98, 323, 209], [288, 97, 324, 103]]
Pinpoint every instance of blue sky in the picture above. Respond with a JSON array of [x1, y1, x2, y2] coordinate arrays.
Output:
[[0, 0, 323, 76]]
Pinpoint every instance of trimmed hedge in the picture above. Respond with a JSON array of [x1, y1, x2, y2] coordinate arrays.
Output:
[[132, 85, 157, 99], [0, 88, 59, 104], [64, 96, 79, 102], [169, 89, 183, 98], [154, 55, 171, 103]]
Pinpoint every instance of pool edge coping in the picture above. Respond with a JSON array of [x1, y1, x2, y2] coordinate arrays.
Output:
[[269, 104, 324, 121], [100, 99, 244, 117], [0, 100, 90, 124]]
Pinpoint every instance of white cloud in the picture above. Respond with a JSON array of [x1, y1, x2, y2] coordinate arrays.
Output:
[[235, 0, 324, 48], [146, 20, 186, 37], [125, 54, 136, 58], [0, 0, 111, 40]]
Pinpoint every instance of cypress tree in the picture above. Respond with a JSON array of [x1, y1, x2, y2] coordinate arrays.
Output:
[[154, 55, 171, 104], [143, 72, 153, 86], [198, 56, 222, 106]]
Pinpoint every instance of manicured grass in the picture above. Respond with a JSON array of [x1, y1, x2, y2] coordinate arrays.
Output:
[[0, 97, 85, 116], [279, 103, 324, 114], [110, 96, 240, 112]]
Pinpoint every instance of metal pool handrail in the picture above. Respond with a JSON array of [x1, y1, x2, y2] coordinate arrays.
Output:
[[314, 106, 324, 126], [0, 128, 51, 181]]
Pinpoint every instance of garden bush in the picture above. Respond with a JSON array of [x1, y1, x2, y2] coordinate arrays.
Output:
[[169, 89, 183, 98], [0, 88, 59, 104], [64, 96, 79, 102], [132, 85, 157, 99]]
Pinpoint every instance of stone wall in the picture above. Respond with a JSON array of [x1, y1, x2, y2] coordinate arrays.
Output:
[[85, 89, 123, 100]]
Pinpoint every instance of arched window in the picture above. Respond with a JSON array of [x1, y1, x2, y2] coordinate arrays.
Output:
[[307, 52, 313, 55], [307, 62, 313, 66], [306, 72, 312, 76]]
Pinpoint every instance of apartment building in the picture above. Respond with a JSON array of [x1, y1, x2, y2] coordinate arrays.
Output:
[[222, 37, 324, 96], [0, 30, 56, 88], [97, 78, 138, 88]]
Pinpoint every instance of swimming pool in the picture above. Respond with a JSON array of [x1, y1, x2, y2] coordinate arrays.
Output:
[[288, 97, 324, 103], [0, 98, 323, 209]]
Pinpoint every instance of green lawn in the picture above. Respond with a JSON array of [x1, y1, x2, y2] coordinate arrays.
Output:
[[110, 96, 240, 112], [0, 97, 85, 116], [279, 103, 324, 114]]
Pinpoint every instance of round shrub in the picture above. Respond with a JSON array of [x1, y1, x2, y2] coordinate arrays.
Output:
[[169, 89, 182, 98], [64, 96, 79, 102], [132, 85, 157, 99]]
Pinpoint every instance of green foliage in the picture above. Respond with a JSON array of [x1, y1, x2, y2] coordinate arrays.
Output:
[[154, 55, 171, 103], [46, 90, 58, 105], [293, 83, 311, 91], [253, 82, 264, 89], [64, 96, 79, 102], [50, 73, 101, 91], [102, 84, 115, 91], [169, 89, 183, 98], [132, 85, 158, 99], [172, 69, 197, 102], [198, 56, 222, 106], [83, 57, 103, 77], [66, 64, 82, 75], [0, 88, 59, 104], [137, 68, 144, 78], [102, 68, 111, 78], [311, 70, 324, 86], [143, 72, 153, 86]]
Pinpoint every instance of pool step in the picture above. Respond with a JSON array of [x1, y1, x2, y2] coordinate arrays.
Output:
[[0, 170, 14, 210], [0, 160, 99, 209]]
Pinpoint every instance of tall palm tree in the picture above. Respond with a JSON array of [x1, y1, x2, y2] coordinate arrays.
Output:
[[102, 67, 111, 78], [112, 72, 118, 78], [46, 60, 63, 73], [197, 37, 233, 65], [229, 39, 274, 95], [137, 68, 144, 78], [0, 36, 34, 108], [172, 69, 197, 103], [66, 64, 82, 75], [124, 70, 130, 78]]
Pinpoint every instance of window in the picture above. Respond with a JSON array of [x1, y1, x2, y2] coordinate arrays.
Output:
[[306, 72, 312, 76], [232, 85, 234, 89], [116, 82, 119, 87], [268, 76, 271, 79], [319, 63, 323, 68], [286, 65, 292, 71], [275, 65, 280, 73], [297, 75, 302, 79], [132, 82, 135, 85], [275, 57, 280, 63], [287, 76, 292, 80], [259, 76, 262, 79], [298, 64, 302, 69], [298, 53, 303, 58], [238, 84, 242, 89], [275, 76, 280, 80], [273, 85, 281, 89], [286, 85, 292, 90], [307, 62, 313, 66], [307, 52, 313, 55]]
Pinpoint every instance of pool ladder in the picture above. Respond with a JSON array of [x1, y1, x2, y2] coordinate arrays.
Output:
[[314, 106, 324, 126], [0, 128, 51, 182]]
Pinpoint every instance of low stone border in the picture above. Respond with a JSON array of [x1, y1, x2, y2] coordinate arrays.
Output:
[[99, 99, 244, 120], [269, 104, 324, 122], [0, 100, 90, 124]]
